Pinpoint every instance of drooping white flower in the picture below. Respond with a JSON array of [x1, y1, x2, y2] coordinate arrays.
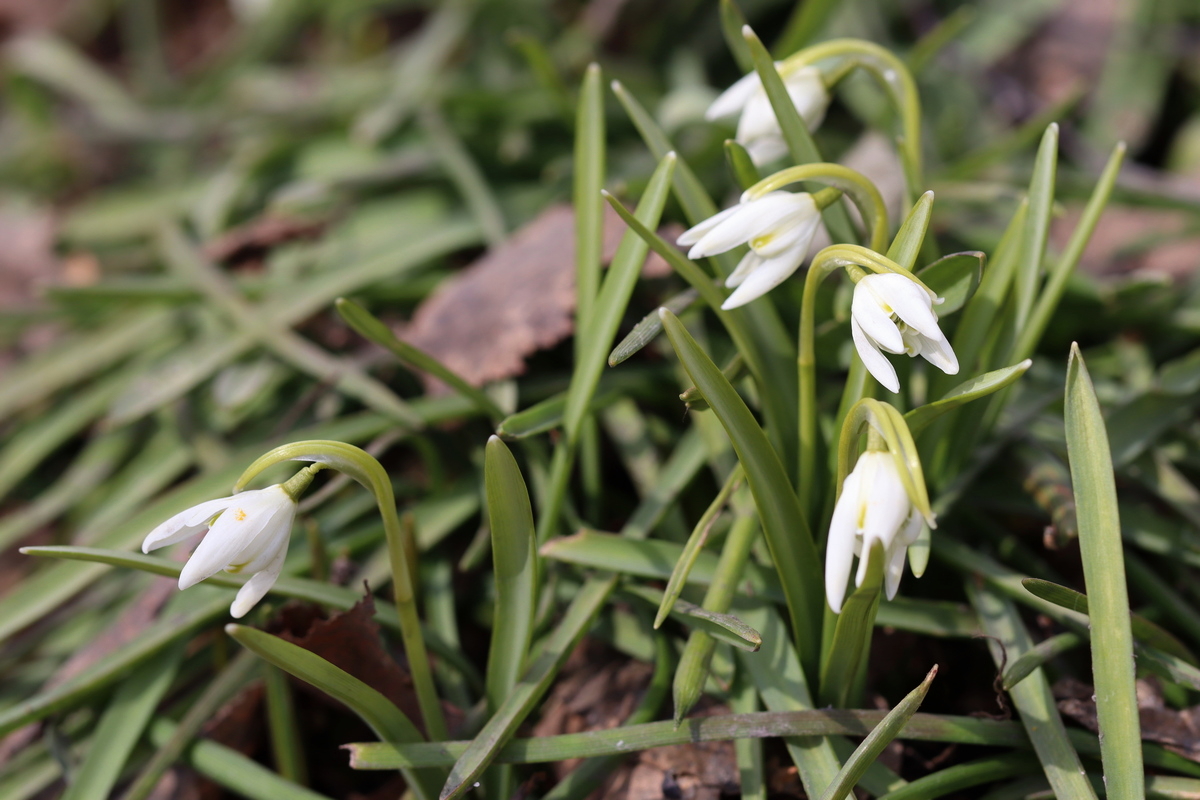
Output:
[[850, 272, 959, 394], [142, 484, 297, 618], [677, 191, 821, 309], [706, 64, 830, 165], [825, 451, 925, 614]]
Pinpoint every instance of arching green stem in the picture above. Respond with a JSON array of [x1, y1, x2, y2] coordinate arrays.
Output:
[[783, 39, 923, 201], [236, 440, 448, 742], [746, 163, 888, 253], [836, 399, 934, 525]]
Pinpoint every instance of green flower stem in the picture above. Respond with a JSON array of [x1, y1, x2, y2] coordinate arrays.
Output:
[[782, 39, 923, 200], [746, 163, 888, 254], [235, 440, 448, 742]]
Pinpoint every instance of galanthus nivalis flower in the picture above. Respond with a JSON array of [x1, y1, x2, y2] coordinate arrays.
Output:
[[825, 451, 925, 613], [851, 272, 959, 393], [677, 191, 821, 309], [706, 64, 830, 165], [142, 484, 297, 618]]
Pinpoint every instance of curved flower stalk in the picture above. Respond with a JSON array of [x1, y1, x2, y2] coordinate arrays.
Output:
[[778, 38, 924, 200], [827, 399, 934, 612], [851, 272, 958, 393], [705, 62, 831, 165], [235, 439, 448, 741], [142, 465, 319, 618]]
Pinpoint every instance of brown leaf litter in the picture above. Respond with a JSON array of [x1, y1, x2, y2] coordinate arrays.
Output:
[[1056, 676, 1200, 761], [531, 638, 738, 800], [400, 203, 677, 393]]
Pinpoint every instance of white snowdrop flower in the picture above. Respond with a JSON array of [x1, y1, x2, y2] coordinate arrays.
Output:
[[706, 64, 830, 165], [825, 451, 926, 614], [677, 191, 821, 309], [851, 272, 959, 394], [142, 484, 298, 618]]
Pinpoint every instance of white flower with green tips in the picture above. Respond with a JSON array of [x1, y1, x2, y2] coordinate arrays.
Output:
[[825, 451, 925, 613], [851, 272, 959, 393], [142, 469, 315, 618], [706, 64, 829, 165], [677, 190, 821, 309]]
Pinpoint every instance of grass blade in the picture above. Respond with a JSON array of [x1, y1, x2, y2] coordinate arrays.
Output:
[[659, 308, 823, 678], [484, 436, 538, 708], [574, 62, 606, 341], [905, 360, 1032, 436], [965, 582, 1098, 800], [818, 665, 938, 800], [1011, 124, 1057, 333], [440, 575, 617, 800], [673, 513, 761, 721], [226, 624, 443, 800], [1065, 343, 1144, 798], [336, 298, 504, 421]]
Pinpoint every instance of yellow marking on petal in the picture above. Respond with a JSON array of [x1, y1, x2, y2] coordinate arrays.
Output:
[[234, 508, 247, 521], [750, 233, 775, 251], [226, 563, 246, 574]]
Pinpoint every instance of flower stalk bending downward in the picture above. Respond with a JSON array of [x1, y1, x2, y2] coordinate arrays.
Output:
[[142, 465, 320, 618]]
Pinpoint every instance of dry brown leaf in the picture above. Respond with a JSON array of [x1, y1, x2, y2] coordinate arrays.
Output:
[[402, 203, 675, 393], [271, 594, 462, 736], [1055, 676, 1200, 761], [617, 701, 738, 800], [1051, 204, 1200, 278]]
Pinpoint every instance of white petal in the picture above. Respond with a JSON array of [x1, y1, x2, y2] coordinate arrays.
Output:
[[914, 329, 959, 375], [852, 280, 905, 354], [677, 203, 741, 247], [884, 537, 909, 600], [868, 273, 941, 339], [825, 469, 865, 614], [720, 245, 806, 309], [782, 66, 830, 129], [741, 134, 788, 166], [852, 317, 900, 394], [228, 500, 296, 575], [746, 195, 819, 257], [736, 89, 780, 141], [229, 544, 288, 619], [141, 496, 235, 553], [705, 71, 762, 120], [859, 456, 910, 554], [178, 486, 292, 590], [725, 250, 762, 289]]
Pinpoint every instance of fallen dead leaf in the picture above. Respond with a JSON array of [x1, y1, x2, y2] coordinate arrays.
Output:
[[532, 638, 654, 782], [1055, 676, 1200, 761], [1051, 204, 1200, 278], [271, 594, 462, 736], [401, 203, 676, 393]]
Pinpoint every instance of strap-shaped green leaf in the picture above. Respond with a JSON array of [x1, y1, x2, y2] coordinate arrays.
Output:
[[659, 308, 823, 679], [226, 624, 442, 800], [440, 576, 617, 800], [1065, 344, 1144, 799], [484, 437, 538, 710], [817, 665, 938, 800]]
